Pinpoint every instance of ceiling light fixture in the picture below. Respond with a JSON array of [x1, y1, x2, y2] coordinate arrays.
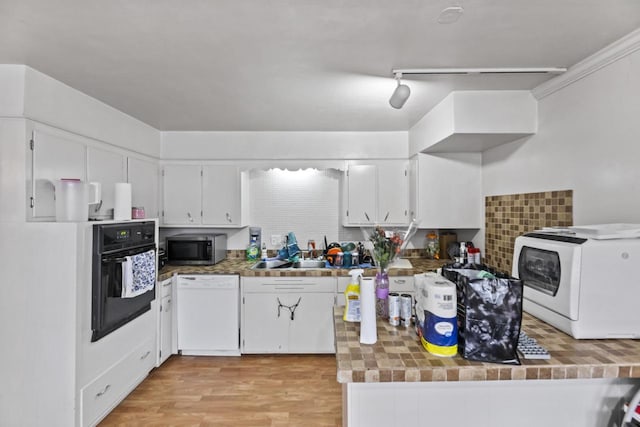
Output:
[[389, 72, 411, 109], [388, 67, 567, 109]]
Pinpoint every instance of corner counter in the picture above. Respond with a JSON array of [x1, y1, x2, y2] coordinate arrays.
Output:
[[334, 308, 640, 427]]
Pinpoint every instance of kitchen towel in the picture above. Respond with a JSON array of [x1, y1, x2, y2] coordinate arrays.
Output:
[[114, 182, 132, 220], [122, 249, 156, 298]]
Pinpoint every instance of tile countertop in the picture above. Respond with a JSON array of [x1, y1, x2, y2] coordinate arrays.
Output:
[[334, 307, 640, 383], [157, 257, 447, 281]]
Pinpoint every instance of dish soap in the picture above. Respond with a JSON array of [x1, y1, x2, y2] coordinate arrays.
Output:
[[246, 237, 259, 261], [343, 269, 364, 322]]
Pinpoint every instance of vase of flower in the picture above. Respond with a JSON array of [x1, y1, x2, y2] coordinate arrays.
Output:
[[365, 220, 419, 319], [375, 267, 390, 318]]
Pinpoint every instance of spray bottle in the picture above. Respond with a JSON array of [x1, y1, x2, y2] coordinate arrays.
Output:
[[343, 269, 364, 322]]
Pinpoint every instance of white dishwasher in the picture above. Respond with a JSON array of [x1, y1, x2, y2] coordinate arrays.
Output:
[[176, 275, 240, 356]]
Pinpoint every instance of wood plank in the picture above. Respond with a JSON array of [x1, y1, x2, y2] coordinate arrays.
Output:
[[100, 354, 341, 426]]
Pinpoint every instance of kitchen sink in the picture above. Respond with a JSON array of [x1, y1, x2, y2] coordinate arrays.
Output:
[[250, 259, 327, 270], [292, 260, 327, 269]]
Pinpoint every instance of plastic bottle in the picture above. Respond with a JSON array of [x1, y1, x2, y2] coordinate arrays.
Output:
[[246, 238, 259, 261], [261, 242, 268, 260], [459, 241, 467, 264], [343, 269, 364, 322]]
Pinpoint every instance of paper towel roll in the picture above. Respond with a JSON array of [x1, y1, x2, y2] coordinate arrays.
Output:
[[424, 277, 457, 356], [114, 183, 132, 220], [359, 277, 377, 344]]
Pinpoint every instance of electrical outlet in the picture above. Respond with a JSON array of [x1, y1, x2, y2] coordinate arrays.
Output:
[[271, 235, 282, 246]]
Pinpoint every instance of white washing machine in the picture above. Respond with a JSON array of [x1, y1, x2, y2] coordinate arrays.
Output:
[[176, 275, 240, 356]]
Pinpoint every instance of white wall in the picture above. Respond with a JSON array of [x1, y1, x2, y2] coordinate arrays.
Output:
[[483, 44, 640, 225], [0, 65, 161, 158], [161, 131, 409, 160], [0, 65, 25, 116]]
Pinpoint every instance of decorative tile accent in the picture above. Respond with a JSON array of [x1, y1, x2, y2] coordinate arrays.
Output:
[[485, 190, 573, 274]]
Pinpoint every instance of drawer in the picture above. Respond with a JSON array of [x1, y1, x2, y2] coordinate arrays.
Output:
[[242, 277, 336, 293], [389, 276, 414, 293], [81, 337, 155, 427]]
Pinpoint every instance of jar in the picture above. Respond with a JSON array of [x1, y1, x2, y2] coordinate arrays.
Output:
[[425, 232, 439, 259]]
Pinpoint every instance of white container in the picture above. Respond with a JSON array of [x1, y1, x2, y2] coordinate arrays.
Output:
[[55, 179, 89, 222], [114, 183, 132, 220]]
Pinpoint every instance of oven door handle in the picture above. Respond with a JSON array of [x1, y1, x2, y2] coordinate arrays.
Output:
[[102, 256, 127, 263]]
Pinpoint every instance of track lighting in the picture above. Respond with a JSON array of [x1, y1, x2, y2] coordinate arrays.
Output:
[[387, 67, 566, 109], [389, 72, 411, 109]]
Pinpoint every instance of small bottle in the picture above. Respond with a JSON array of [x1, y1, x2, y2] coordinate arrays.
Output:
[[261, 242, 267, 260], [459, 242, 467, 264]]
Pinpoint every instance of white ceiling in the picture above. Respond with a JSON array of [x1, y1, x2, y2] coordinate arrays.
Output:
[[1, 0, 640, 132]]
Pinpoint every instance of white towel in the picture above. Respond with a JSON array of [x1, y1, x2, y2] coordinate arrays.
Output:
[[122, 249, 156, 298]]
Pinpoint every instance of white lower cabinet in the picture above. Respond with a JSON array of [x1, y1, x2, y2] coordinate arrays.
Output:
[[157, 277, 174, 366], [241, 277, 337, 354], [81, 337, 155, 427]]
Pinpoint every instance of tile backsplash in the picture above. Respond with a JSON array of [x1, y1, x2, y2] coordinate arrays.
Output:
[[484, 190, 573, 274]]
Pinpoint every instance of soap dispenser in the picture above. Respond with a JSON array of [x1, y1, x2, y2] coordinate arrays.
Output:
[[343, 269, 364, 322]]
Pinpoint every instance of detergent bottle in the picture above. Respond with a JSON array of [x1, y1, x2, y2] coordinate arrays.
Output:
[[343, 269, 364, 322]]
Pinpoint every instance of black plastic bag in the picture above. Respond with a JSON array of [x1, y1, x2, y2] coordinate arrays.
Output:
[[443, 265, 523, 365]]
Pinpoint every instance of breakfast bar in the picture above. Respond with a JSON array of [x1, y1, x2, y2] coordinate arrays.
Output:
[[334, 308, 640, 427]]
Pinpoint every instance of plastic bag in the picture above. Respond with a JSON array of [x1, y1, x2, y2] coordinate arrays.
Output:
[[442, 265, 523, 365]]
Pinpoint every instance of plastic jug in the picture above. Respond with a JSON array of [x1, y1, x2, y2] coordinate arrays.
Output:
[[55, 179, 89, 222], [343, 269, 364, 322]]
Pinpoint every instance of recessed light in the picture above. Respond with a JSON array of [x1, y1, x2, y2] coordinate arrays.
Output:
[[437, 6, 464, 24]]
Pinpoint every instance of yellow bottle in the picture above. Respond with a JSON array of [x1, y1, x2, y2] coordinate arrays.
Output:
[[343, 269, 364, 322]]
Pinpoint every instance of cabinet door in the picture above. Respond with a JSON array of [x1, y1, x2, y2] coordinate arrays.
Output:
[[414, 153, 482, 228], [128, 157, 159, 219], [288, 293, 336, 353], [242, 293, 289, 353], [377, 160, 409, 225], [347, 164, 377, 224], [159, 294, 172, 365], [87, 146, 126, 219], [162, 164, 201, 225], [30, 130, 86, 219], [202, 165, 242, 226]]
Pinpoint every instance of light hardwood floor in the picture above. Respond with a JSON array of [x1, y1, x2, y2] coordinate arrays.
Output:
[[99, 354, 342, 426]]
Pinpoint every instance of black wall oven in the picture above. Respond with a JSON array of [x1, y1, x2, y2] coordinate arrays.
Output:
[[92, 221, 156, 342]]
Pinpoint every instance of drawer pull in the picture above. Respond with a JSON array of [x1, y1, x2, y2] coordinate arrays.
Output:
[[140, 350, 151, 360], [395, 279, 406, 284], [96, 384, 111, 398]]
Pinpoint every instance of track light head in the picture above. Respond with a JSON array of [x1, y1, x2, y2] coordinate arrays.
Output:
[[389, 72, 410, 109]]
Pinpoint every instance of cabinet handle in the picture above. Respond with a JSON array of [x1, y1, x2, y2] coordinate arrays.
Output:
[[187, 212, 194, 222], [364, 212, 370, 221], [226, 212, 232, 223], [96, 384, 111, 398], [384, 211, 390, 221], [140, 350, 151, 360], [395, 279, 406, 284]]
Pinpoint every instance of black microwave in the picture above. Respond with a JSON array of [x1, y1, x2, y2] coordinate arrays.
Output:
[[166, 234, 227, 265]]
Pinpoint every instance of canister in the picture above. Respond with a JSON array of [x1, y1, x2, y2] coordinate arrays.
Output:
[[400, 294, 412, 327], [388, 293, 400, 326]]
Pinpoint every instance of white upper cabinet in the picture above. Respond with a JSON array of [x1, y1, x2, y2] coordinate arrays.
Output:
[[127, 157, 159, 219], [87, 146, 126, 220], [30, 129, 86, 219], [162, 164, 202, 225], [377, 161, 409, 225], [202, 165, 246, 226], [344, 161, 408, 226], [162, 163, 248, 227], [346, 164, 377, 225], [409, 153, 481, 229]]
